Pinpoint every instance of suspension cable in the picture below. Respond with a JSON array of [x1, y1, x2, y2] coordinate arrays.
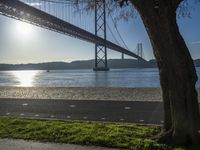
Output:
[[106, 23, 121, 46]]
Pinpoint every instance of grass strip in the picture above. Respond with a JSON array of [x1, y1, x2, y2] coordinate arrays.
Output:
[[0, 117, 199, 150]]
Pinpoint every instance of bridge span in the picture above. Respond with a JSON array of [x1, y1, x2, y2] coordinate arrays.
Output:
[[0, 0, 146, 70]]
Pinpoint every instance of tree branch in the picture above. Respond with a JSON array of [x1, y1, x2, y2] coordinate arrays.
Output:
[[116, 0, 141, 8]]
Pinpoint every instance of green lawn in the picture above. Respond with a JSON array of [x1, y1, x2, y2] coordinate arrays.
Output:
[[0, 117, 199, 150]]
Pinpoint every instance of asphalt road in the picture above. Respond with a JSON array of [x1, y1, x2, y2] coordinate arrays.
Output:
[[0, 98, 165, 124], [1, 98, 198, 125]]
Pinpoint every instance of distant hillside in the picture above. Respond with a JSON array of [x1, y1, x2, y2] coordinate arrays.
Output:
[[0, 58, 199, 71]]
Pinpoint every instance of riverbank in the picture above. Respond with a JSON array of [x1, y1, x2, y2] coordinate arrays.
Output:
[[0, 87, 200, 102]]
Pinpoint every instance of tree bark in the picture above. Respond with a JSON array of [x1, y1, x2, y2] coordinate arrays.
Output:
[[131, 0, 200, 145]]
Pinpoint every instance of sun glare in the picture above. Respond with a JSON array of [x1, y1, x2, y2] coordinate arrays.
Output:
[[16, 21, 33, 37], [13, 71, 38, 87]]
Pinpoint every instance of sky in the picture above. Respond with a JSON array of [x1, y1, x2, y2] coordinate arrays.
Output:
[[0, 1, 200, 64]]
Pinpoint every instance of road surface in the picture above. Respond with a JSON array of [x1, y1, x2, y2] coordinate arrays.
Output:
[[1, 98, 198, 124], [0, 139, 120, 150], [0, 98, 164, 124]]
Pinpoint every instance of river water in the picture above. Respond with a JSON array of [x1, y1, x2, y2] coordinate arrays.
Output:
[[0, 67, 200, 87]]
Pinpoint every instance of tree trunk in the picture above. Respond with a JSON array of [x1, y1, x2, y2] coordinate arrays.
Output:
[[131, 0, 200, 145]]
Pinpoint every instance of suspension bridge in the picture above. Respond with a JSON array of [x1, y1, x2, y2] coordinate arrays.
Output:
[[0, 0, 146, 71]]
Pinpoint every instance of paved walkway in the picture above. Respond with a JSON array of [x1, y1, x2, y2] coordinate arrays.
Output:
[[0, 139, 123, 150], [0, 98, 165, 124]]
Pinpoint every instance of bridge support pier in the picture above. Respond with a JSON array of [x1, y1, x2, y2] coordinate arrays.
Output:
[[137, 43, 143, 59], [121, 53, 124, 59], [93, 0, 109, 71]]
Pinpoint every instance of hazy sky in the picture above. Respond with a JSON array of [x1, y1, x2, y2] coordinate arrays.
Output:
[[0, 1, 200, 64]]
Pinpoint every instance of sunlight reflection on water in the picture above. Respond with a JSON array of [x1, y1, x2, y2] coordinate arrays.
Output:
[[12, 70, 39, 87]]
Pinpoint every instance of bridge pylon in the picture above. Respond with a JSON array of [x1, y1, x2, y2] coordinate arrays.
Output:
[[137, 43, 143, 60], [93, 0, 109, 71], [121, 53, 124, 59]]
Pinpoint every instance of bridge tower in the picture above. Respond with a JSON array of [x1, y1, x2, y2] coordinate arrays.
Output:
[[137, 43, 143, 59], [121, 53, 124, 60], [93, 0, 109, 71]]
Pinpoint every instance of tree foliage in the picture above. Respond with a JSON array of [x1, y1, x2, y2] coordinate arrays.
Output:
[[74, 0, 200, 22]]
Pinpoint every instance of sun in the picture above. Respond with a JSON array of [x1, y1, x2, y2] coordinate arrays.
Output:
[[16, 21, 33, 37]]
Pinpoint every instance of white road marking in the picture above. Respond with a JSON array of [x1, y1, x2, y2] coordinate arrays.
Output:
[[6, 113, 10, 115], [120, 118, 125, 121], [69, 105, 76, 108], [20, 114, 25, 116], [160, 121, 164, 124], [83, 116, 88, 120], [35, 114, 39, 117], [101, 117, 106, 120], [139, 120, 144, 122], [124, 107, 131, 110], [67, 115, 71, 119], [22, 103, 28, 106], [50, 115, 55, 118]]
